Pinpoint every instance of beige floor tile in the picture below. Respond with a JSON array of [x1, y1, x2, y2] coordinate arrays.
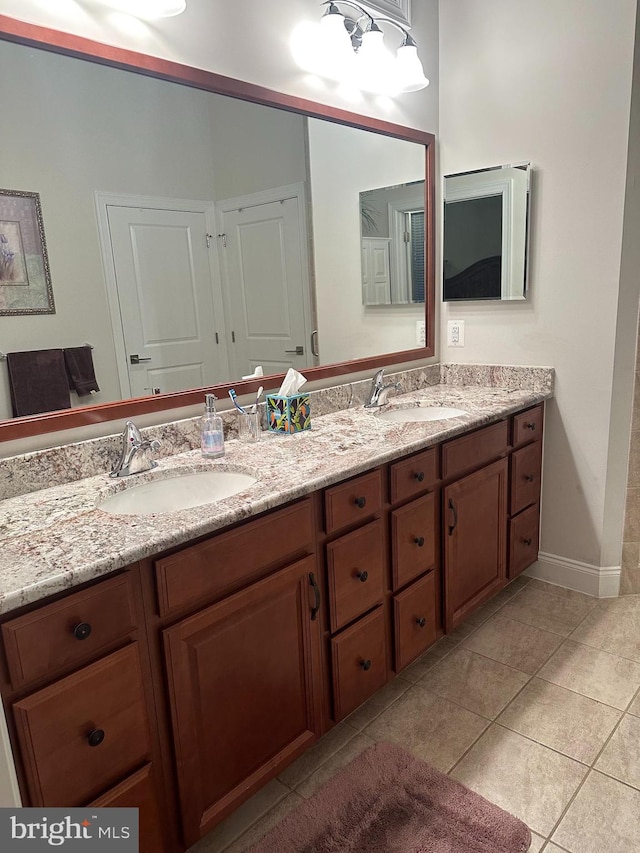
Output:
[[296, 732, 375, 798], [450, 724, 587, 836], [345, 676, 411, 730], [364, 684, 489, 772], [542, 845, 568, 852], [552, 770, 640, 853], [570, 595, 640, 662], [277, 721, 356, 788], [422, 647, 529, 719], [497, 678, 621, 764], [527, 579, 596, 604], [538, 640, 640, 710], [462, 614, 563, 674], [595, 714, 640, 789], [629, 691, 640, 716], [187, 779, 290, 853], [528, 832, 546, 852], [223, 792, 304, 853], [400, 636, 458, 683], [498, 587, 596, 637]]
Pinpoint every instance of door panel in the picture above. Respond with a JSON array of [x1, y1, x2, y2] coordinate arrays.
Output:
[[106, 204, 226, 397], [219, 194, 311, 377]]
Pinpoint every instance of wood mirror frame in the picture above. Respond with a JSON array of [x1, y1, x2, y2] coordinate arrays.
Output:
[[0, 14, 435, 443]]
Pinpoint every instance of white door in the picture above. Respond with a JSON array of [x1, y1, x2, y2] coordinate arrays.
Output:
[[217, 190, 312, 378], [105, 204, 227, 398], [362, 238, 391, 305]]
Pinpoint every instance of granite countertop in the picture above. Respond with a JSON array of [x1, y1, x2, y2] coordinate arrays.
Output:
[[0, 382, 552, 615]]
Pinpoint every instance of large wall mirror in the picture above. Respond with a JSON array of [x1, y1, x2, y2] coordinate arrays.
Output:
[[0, 17, 435, 442], [443, 163, 531, 302]]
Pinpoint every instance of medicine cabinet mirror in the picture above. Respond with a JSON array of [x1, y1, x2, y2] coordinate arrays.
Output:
[[443, 162, 531, 302]]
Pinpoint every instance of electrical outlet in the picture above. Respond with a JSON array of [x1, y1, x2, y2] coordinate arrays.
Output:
[[416, 320, 426, 347], [447, 320, 465, 347]]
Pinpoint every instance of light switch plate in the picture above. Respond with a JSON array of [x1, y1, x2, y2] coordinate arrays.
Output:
[[416, 320, 426, 347], [447, 320, 465, 347]]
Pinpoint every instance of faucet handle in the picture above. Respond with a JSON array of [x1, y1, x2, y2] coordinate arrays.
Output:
[[124, 420, 143, 445]]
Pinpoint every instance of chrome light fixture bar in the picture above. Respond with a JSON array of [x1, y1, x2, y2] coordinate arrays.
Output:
[[292, 1, 429, 95]]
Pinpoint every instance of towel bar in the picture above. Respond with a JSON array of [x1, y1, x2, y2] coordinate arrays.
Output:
[[0, 343, 93, 361]]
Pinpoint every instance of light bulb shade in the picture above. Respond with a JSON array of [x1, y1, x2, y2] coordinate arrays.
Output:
[[395, 43, 429, 92], [356, 28, 398, 95]]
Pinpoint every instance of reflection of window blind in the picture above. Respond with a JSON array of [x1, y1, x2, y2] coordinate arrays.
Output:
[[410, 211, 425, 302]]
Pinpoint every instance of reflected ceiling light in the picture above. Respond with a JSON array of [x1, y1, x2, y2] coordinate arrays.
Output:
[[93, 0, 187, 19], [291, 1, 429, 96]]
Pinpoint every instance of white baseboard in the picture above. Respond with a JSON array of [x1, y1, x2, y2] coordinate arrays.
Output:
[[525, 552, 621, 598]]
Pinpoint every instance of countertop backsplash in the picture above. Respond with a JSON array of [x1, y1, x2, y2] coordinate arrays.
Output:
[[0, 363, 553, 501]]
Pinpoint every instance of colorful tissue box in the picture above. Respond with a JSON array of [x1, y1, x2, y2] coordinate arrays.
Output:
[[266, 393, 311, 433]]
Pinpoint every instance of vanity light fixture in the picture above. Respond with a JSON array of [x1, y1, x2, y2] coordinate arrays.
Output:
[[292, 1, 429, 96]]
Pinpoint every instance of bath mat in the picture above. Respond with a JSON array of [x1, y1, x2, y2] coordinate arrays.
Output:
[[248, 741, 531, 852]]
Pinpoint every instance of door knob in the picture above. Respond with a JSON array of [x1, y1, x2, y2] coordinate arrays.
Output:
[[284, 345, 304, 355], [129, 354, 152, 364]]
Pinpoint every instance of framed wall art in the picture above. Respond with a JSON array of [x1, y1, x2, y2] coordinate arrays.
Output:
[[0, 188, 55, 315]]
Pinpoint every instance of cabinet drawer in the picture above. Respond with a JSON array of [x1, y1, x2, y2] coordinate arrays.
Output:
[[1, 573, 136, 689], [441, 420, 509, 480], [326, 519, 385, 633], [389, 447, 438, 504], [90, 764, 168, 853], [391, 493, 437, 590], [513, 404, 544, 447], [155, 498, 314, 615], [331, 607, 387, 720], [13, 643, 151, 807], [509, 504, 540, 579], [324, 469, 383, 534], [511, 441, 543, 515], [393, 571, 437, 672]]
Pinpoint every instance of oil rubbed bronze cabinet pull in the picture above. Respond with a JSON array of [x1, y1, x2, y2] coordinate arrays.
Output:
[[354, 496, 367, 509], [414, 536, 425, 547], [525, 422, 536, 430], [73, 622, 92, 641], [525, 474, 535, 482], [87, 728, 105, 747], [416, 617, 427, 628], [309, 572, 321, 621], [360, 659, 372, 671], [414, 471, 425, 482], [356, 570, 369, 583], [448, 498, 458, 535], [523, 537, 532, 546]]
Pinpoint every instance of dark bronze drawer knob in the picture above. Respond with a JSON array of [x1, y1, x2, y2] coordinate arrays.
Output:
[[354, 496, 367, 509], [525, 474, 535, 482], [360, 659, 372, 671], [87, 728, 105, 747], [414, 471, 425, 482], [523, 537, 533, 546], [356, 570, 369, 583], [73, 622, 92, 641], [416, 617, 427, 628], [525, 422, 536, 430], [414, 536, 425, 547]]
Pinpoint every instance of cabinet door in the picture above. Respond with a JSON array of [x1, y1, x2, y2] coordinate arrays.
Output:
[[391, 492, 437, 591], [443, 458, 508, 631], [163, 556, 321, 846]]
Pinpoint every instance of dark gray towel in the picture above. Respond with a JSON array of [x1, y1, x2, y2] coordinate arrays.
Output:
[[63, 346, 100, 396], [6, 349, 71, 417]]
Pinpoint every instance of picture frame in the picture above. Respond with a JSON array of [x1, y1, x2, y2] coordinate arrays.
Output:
[[0, 188, 55, 315]]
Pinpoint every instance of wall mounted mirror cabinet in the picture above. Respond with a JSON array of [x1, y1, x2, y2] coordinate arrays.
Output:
[[443, 162, 531, 302], [0, 18, 435, 441]]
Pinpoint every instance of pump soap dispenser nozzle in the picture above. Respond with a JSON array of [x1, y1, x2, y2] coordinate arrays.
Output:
[[201, 393, 225, 458]]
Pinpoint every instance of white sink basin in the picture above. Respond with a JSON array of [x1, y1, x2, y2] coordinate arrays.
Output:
[[98, 470, 257, 515], [377, 406, 468, 423]]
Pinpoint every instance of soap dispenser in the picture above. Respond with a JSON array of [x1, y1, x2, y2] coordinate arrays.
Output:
[[201, 393, 225, 458]]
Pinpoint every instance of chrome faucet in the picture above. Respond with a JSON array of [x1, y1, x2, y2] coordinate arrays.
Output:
[[110, 421, 161, 478], [364, 369, 401, 408]]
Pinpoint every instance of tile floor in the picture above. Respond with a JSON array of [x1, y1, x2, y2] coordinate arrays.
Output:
[[190, 576, 640, 853]]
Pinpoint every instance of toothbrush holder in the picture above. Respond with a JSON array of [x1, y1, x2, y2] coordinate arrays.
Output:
[[237, 409, 261, 443], [266, 393, 311, 434]]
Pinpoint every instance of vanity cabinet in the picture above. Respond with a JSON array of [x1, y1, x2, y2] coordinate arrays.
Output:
[[0, 571, 172, 853], [0, 400, 545, 852]]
